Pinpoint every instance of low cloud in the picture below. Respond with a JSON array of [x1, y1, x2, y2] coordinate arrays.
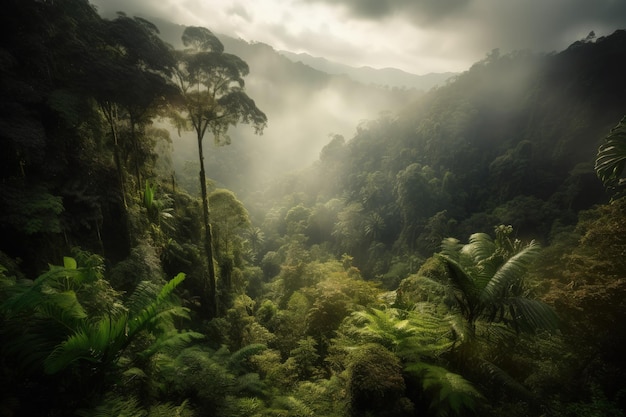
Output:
[[90, 0, 626, 74]]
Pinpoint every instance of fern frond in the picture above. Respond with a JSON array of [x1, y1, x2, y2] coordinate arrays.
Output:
[[405, 362, 483, 417], [44, 314, 129, 374], [270, 395, 314, 417], [36, 290, 87, 327], [148, 400, 194, 417], [227, 343, 267, 372], [234, 372, 266, 397], [138, 330, 204, 359], [128, 273, 186, 336], [75, 394, 147, 417]]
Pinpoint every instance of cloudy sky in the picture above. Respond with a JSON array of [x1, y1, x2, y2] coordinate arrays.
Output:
[[91, 0, 626, 74]]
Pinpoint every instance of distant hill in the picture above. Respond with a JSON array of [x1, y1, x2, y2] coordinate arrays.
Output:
[[279, 50, 455, 91]]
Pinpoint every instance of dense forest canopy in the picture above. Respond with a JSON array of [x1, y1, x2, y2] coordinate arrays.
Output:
[[1, 1, 626, 416]]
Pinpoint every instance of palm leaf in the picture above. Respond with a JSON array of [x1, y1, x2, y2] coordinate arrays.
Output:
[[478, 359, 536, 401], [436, 254, 479, 315], [440, 237, 463, 261], [595, 116, 626, 191], [507, 297, 559, 333], [464, 233, 500, 292], [481, 241, 540, 303], [464, 233, 496, 264]]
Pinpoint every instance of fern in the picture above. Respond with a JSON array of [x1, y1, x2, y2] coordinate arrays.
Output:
[[148, 400, 195, 417], [406, 362, 483, 417], [44, 273, 187, 375], [128, 273, 186, 337], [227, 343, 267, 373], [138, 330, 204, 359], [75, 394, 147, 417], [44, 314, 129, 374]]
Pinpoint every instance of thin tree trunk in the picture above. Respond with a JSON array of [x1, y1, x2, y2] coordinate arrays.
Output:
[[129, 114, 142, 190], [197, 133, 217, 319], [101, 102, 128, 208]]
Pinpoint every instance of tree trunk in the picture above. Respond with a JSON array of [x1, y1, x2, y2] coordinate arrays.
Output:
[[101, 102, 127, 208], [197, 134, 217, 319], [129, 115, 142, 190]]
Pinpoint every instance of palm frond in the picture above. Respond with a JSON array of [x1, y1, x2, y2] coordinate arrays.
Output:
[[481, 241, 540, 303], [464, 233, 496, 263], [436, 254, 479, 314], [479, 359, 536, 401], [595, 116, 626, 194], [440, 237, 463, 261], [507, 297, 559, 333]]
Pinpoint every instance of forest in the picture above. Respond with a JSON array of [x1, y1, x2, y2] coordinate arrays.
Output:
[[1, 1, 626, 416]]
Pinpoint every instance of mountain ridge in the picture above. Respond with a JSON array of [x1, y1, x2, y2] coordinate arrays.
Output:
[[279, 50, 456, 90]]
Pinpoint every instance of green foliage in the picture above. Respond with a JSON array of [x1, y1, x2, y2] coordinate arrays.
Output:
[[595, 116, 626, 198], [43, 272, 188, 374], [405, 362, 482, 417], [76, 394, 147, 417], [347, 306, 455, 361], [437, 227, 558, 335], [346, 343, 411, 417], [0, 182, 64, 234]]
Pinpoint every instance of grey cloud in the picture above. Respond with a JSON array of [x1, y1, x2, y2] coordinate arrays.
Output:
[[305, 0, 471, 23], [228, 3, 252, 22]]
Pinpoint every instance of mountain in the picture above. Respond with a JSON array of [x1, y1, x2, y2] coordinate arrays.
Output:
[[279, 50, 455, 90]]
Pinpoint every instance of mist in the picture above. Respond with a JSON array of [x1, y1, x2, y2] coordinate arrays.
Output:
[[156, 20, 425, 198]]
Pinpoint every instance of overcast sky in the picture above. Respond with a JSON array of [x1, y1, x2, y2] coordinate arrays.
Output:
[[90, 0, 626, 74]]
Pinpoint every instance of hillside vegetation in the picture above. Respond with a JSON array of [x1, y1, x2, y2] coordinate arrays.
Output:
[[1, 1, 626, 416]]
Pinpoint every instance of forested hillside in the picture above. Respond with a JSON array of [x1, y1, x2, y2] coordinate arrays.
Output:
[[1, 1, 626, 416]]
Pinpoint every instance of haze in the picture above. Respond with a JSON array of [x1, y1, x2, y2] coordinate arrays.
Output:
[[91, 0, 625, 74], [89, 0, 626, 198]]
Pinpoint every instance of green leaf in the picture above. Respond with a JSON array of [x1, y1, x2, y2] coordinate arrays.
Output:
[[63, 256, 77, 270]]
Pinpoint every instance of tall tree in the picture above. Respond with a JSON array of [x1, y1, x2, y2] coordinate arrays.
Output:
[[171, 26, 267, 318]]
